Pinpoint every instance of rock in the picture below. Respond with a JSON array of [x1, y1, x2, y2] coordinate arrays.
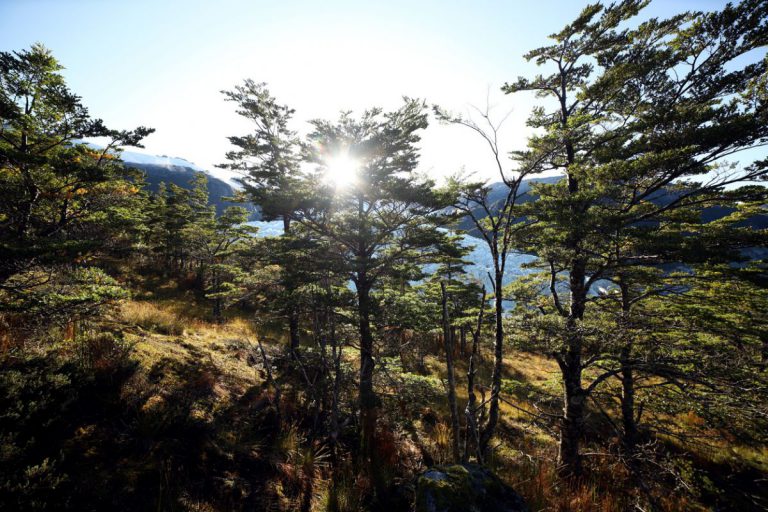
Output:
[[414, 464, 528, 512]]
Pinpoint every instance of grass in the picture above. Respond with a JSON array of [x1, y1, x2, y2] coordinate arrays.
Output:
[[125, 313, 262, 400], [121, 296, 767, 511], [10, 273, 762, 511], [120, 300, 188, 335]]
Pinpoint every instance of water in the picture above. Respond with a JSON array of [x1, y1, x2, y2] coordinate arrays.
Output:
[[247, 220, 537, 289]]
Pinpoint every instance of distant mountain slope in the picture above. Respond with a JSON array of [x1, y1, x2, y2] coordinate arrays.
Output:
[[456, 176, 560, 232], [119, 149, 207, 171], [119, 153, 257, 218], [461, 176, 767, 231]]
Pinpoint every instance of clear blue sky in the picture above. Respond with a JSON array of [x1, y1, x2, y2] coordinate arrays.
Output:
[[0, 0, 752, 182]]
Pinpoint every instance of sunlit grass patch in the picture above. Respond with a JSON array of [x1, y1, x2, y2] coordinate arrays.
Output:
[[120, 300, 187, 335]]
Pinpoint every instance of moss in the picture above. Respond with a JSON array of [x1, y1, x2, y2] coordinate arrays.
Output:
[[416, 466, 473, 512], [415, 464, 528, 512]]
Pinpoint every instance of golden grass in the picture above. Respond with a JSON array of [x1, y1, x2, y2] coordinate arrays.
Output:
[[128, 308, 263, 400], [120, 300, 187, 335], [112, 290, 764, 511]]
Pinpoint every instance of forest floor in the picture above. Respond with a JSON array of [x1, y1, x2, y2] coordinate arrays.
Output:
[[115, 292, 768, 511], [2, 282, 767, 511]]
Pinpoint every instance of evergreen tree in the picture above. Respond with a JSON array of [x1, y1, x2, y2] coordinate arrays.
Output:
[[296, 100, 450, 489], [182, 206, 258, 322], [0, 44, 153, 330], [146, 174, 214, 274], [220, 81, 306, 352], [505, 0, 768, 475], [423, 232, 484, 462]]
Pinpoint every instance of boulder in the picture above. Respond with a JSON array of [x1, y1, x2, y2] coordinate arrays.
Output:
[[414, 464, 528, 512]]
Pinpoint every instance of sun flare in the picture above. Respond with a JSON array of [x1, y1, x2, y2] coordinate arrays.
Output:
[[324, 153, 360, 189]]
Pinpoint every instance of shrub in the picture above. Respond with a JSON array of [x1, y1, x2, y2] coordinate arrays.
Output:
[[74, 331, 133, 373]]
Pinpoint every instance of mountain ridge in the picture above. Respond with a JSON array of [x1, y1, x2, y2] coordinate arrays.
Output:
[[118, 151, 257, 217]]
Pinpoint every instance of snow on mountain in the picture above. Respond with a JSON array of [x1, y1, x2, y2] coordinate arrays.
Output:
[[118, 149, 206, 172]]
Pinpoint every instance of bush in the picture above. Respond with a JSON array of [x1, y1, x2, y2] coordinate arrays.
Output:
[[74, 331, 133, 373]]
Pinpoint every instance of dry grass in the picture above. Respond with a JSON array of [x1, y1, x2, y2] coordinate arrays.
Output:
[[120, 300, 187, 335], [126, 316, 262, 398], [113, 293, 763, 511]]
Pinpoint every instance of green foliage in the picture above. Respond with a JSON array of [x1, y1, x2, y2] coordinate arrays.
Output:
[[144, 173, 216, 271], [0, 44, 152, 336], [1, 5, 767, 509], [4, 267, 127, 320], [501, 0, 768, 475], [182, 204, 258, 321], [220, 80, 304, 225]]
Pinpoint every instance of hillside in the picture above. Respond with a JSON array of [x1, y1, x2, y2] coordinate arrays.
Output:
[[130, 161, 255, 216], [113, 151, 256, 217], [4, 278, 765, 511], [462, 176, 768, 232], [3, 4, 768, 511]]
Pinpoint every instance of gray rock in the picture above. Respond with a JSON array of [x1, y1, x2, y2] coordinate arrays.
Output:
[[414, 464, 529, 512]]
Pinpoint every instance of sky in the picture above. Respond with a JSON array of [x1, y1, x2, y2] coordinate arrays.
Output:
[[0, 0, 752, 184]]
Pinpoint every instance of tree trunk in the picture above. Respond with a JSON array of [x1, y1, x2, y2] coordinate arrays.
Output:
[[283, 216, 302, 354], [479, 270, 504, 456], [558, 258, 587, 477], [620, 348, 638, 456], [558, 346, 585, 477], [211, 269, 224, 323], [464, 286, 486, 464], [213, 297, 223, 323], [441, 282, 461, 463], [357, 279, 379, 477], [617, 284, 638, 457], [18, 171, 38, 240], [330, 308, 342, 467], [288, 310, 300, 352]]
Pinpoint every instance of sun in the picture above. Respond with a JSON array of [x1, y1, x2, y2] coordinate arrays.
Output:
[[324, 152, 360, 189]]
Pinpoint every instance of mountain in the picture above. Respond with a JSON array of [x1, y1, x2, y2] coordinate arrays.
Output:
[[119, 151, 257, 218], [456, 176, 561, 232], [119, 150, 208, 171], [461, 176, 768, 231]]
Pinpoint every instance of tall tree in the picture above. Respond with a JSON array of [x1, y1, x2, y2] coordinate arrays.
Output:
[[434, 104, 538, 457], [296, 100, 449, 490], [183, 205, 258, 322], [505, 0, 768, 475], [220, 80, 306, 352], [0, 44, 153, 329], [424, 232, 484, 462]]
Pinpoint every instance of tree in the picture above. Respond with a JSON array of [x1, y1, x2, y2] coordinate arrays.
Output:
[[296, 99, 450, 489], [504, 0, 768, 475], [220, 81, 305, 352], [423, 232, 484, 462], [0, 44, 153, 334], [433, 103, 538, 457], [147, 174, 215, 275], [182, 205, 258, 322]]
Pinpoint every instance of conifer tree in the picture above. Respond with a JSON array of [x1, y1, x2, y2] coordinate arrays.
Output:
[[182, 205, 258, 322], [0, 44, 153, 327], [505, 0, 768, 475], [220, 81, 306, 352], [425, 232, 484, 462], [296, 99, 450, 488]]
